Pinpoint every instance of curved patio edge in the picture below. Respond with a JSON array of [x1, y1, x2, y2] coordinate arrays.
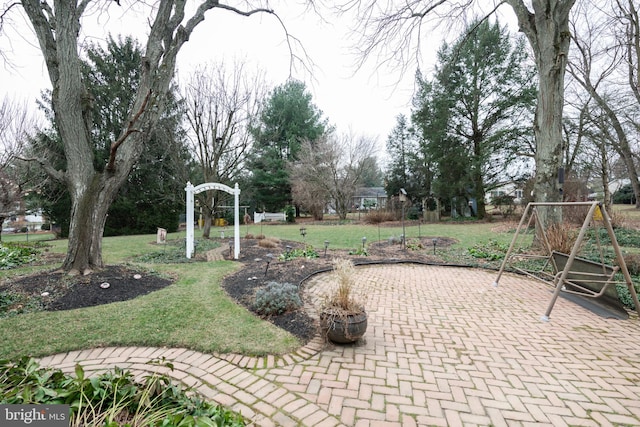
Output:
[[37, 345, 346, 427]]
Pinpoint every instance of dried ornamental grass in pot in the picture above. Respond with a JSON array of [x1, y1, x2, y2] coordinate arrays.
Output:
[[320, 258, 367, 344]]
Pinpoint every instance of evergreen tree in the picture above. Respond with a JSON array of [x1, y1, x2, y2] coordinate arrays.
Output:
[[247, 80, 328, 211], [385, 114, 418, 198], [412, 20, 536, 218]]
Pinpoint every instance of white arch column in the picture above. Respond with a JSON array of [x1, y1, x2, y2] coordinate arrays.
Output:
[[185, 181, 241, 259]]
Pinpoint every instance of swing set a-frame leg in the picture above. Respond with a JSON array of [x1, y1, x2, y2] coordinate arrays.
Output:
[[493, 201, 640, 321], [493, 203, 533, 287], [540, 202, 598, 321], [601, 206, 640, 318]]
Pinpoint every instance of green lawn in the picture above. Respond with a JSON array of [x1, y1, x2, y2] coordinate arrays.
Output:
[[243, 219, 515, 251], [0, 262, 298, 359]]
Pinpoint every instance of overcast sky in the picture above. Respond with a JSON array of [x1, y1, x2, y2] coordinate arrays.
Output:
[[0, 2, 519, 161]]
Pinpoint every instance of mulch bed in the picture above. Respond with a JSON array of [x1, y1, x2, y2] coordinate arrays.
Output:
[[0, 236, 456, 346], [0, 265, 173, 313]]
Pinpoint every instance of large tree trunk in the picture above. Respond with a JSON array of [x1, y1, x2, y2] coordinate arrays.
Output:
[[472, 138, 486, 220], [63, 174, 119, 273], [507, 0, 576, 226], [21, 0, 257, 273]]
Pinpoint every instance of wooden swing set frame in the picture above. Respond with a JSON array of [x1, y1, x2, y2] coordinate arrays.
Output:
[[493, 201, 640, 321]]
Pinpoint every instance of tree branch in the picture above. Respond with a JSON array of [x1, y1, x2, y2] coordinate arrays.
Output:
[[15, 155, 65, 182], [0, 2, 20, 30], [20, 0, 59, 84], [106, 90, 152, 172]]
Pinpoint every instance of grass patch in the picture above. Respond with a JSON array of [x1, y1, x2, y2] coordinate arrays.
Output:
[[133, 238, 220, 263], [246, 221, 515, 251], [0, 262, 300, 360]]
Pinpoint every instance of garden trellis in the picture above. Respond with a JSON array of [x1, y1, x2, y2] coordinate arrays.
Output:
[[185, 182, 240, 259]]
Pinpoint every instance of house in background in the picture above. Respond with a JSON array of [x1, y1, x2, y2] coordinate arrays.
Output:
[[2, 210, 46, 233], [353, 187, 387, 210], [485, 183, 524, 205]]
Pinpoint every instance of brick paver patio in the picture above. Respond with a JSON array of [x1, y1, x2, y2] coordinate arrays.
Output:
[[39, 265, 640, 426]]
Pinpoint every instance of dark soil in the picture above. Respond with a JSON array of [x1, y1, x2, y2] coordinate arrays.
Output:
[[0, 235, 457, 346], [0, 265, 173, 312]]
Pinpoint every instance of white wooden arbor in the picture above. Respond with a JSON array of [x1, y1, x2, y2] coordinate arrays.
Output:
[[185, 182, 240, 259], [493, 201, 640, 321]]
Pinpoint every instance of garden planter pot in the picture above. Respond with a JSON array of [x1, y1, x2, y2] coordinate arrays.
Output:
[[320, 310, 368, 344]]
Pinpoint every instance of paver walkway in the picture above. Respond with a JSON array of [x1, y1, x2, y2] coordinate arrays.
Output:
[[39, 265, 640, 426]]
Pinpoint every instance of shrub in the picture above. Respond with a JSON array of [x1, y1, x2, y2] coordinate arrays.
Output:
[[623, 253, 640, 276], [0, 357, 246, 427], [279, 245, 319, 261], [617, 247, 640, 310], [608, 209, 627, 229], [492, 194, 516, 217], [253, 282, 302, 316], [365, 210, 395, 224], [617, 283, 639, 310], [284, 205, 295, 223], [562, 204, 591, 225], [467, 240, 507, 261], [258, 238, 280, 248], [388, 235, 403, 245], [613, 184, 635, 204], [348, 247, 368, 256], [545, 222, 579, 254], [407, 206, 421, 220], [405, 239, 425, 251], [0, 243, 39, 269]]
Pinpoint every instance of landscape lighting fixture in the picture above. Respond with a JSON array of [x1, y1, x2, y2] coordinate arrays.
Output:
[[264, 253, 274, 276]]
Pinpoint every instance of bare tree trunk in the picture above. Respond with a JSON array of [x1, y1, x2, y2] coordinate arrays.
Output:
[[63, 174, 115, 273], [201, 192, 215, 239], [600, 144, 612, 210], [202, 214, 213, 239], [507, 0, 576, 226]]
